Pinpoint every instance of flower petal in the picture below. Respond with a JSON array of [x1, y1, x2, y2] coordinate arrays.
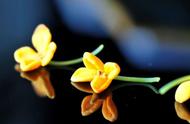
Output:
[[83, 52, 104, 71], [91, 71, 111, 93], [32, 24, 52, 55], [102, 93, 118, 122], [20, 60, 41, 72], [41, 42, 57, 66], [175, 81, 190, 103], [71, 67, 96, 82], [71, 82, 93, 93], [14, 46, 38, 62], [14, 47, 41, 71], [104, 62, 120, 80], [81, 95, 103, 116]]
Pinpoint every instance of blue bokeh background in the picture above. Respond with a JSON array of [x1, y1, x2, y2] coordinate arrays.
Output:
[[1, 0, 190, 124]]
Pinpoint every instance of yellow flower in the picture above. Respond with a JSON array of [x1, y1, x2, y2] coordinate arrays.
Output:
[[14, 24, 57, 72], [71, 52, 120, 93], [175, 81, 190, 103], [15, 64, 55, 99]]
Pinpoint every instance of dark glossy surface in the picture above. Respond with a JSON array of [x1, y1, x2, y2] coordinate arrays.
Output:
[[1, 29, 190, 124], [1, 1, 190, 123]]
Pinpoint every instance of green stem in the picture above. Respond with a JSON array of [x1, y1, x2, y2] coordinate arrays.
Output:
[[159, 75, 190, 95], [114, 76, 160, 83], [111, 83, 159, 94], [48, 44, 104, 66]]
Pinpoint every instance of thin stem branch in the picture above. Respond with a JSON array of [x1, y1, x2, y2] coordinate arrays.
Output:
[[159, 75, 190, 95], [114, 76, 160, 83], [49, 44, 104, 66]]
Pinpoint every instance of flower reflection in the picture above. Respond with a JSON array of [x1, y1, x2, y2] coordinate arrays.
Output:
[[71, 82, 118, 122], [15, 64, 55, 99], [174, 101, 190, 123]]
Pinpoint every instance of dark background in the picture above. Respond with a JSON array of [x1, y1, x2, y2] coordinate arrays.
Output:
[[1, 0, 190, 124]]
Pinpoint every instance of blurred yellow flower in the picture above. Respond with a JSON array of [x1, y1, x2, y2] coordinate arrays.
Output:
[[71, 52, 120, 93], [175, 81, 190, 103], [14, 24, 57, 72]]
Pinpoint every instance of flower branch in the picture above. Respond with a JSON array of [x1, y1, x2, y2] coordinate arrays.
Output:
[[49, 44, 104, 66]]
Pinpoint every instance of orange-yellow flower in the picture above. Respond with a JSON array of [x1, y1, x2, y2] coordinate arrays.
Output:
[[71, 52, 120, 93], [14, 24, 57, 72]]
